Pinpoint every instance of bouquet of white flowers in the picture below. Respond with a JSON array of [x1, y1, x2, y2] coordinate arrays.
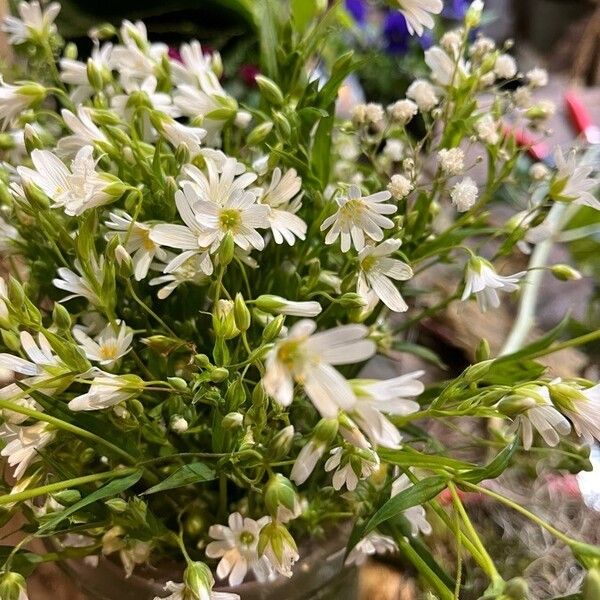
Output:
[[0, 1, 599, 599]]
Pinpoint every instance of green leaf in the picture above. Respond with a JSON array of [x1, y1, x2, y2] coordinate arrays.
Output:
[[460, 437, 519, 484], [36, 470, 142, 536], [142, 462, 216, 495], [378, 447, 473, 472], [391, 341, 447, 369], [310, 104, 334, 190], [253, 0, 279, 80]]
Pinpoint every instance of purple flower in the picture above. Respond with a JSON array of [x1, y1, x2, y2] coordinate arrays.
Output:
[[383, 11, 410, 55], [443, 0, 469, 20], [345, 0, 366, 24]]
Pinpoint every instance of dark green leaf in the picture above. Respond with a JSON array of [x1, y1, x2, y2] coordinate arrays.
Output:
[[142, 462, 216, 495], [378, 447, 473, 472], [460, 438, 518, 484], [36, 470, 142, 536]]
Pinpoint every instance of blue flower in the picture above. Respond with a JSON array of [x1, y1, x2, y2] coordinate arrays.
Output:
[[345, 0, 367, 24], [443, 0, 469, 20], [383, 11, 410, 54]]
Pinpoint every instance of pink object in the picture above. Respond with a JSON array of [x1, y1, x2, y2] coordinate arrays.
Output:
[[504, 125, 552, 162], [240, 64, 260, 87], [565, 90, 600, 144]]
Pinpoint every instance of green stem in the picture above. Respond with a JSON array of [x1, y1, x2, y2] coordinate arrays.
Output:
[[0, 467, 137, 506], [0, 399, 135, 464]]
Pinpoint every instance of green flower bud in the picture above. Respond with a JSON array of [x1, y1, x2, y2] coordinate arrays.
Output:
[[262, 315, 284, 342], [475, 338, 490, 362], [184, 561, 215, 599], [465, 0, 484, 28], [255, 75, 285, 106], [313, 418, 339, 445], [246, 121, 274, 146], [233, 293, 251, 332], [167, 377, 188, 391], [272, 111, 292, 138], [0, 571, 27, 600], [213, 300, 239, 340], [51, 489, 81, 505], [463, 359, 493, 383], [194, 353, 212, 369], [205, 107, 237, 121], [7, 277, 25, 308], [209, 367, 229, 383], [268, 425, 295, 460], [218, 233, 235, 266], [105, 498, 128, 512], [503, 577, 529, 599], [89, 23, 117, 40], [225, 378, 246, 410], [142, 335, 183, 355], [497, 394, 536, 417], [222, 411, 244, 429], [0, 133, 15, 151], [549, 382, 586, 412], [52, 303, 71, 331], [583, 568, 600, 600], [86, 58, 104, 90], [264, 473, 300, 522], [21, 179, 49, 209], [550, 264, 582, 281], [64, 42, 78, 60], [338, 292, 367, 309], [23, 124, 43, 154], [18, 82, 46, 104], [1, 330, 20, 353]]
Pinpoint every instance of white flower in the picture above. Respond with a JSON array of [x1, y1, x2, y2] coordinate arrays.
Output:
[[263, 320, 375, 418], [351, 372, 424, 448], [391, 474, 432, 536], [290, 439, 326, 485], [189, 188, 269, 254], [324, 446, 380, 491], [0, 78, 45, 129], [550, 380, 600, 444], [383, 140, 404, 162], [503, 385, 571, 450], [105, 211, 167, 281], [357, 239, 413, 313], [345, 532, 397, 566], [149, 252, 211, 299], [425, 46, 468, 86], [387, 174, 413, 200], [461, 257, 525, 312], [438, 147, 465, 175], [174, 71, 236, 144], [494, 54, 518, 79], [170, 40, 221, 86], [551, 147, 600, 210], [102, 525, 152, 578], [257, 522, 299, 578], [393, 0, 443, 36], [529, 162, 550, 181], [255, 295, 321, 317], [406, 79, 439, 112], [170, 416, 188, 433], [0, 422, 54, 479], [526, 67, 548, 88], [111, 76, 179, 123], [18, 146, 113, 216], [450, 177, 478, 212], [73, 321, 132, 367], [259, 168, 307, 246], [387, 99, 418, 125], [321, 185, 396, 252], [2, 0, 60, 44], [59, 42, 113, 102], [159, 117, 206, 157], [53, 258, 104, 306], [155, 580, 239, 600], [351, 103, 385, 126], [58, 107, 107, 155], [206, 512, 274, 586], [475, 114, 499, 145], [68, 373, 140, 411], [110, 20, 167, 85], [0, 331, 67, 387]]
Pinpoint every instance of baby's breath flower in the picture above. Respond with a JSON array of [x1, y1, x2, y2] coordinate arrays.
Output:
[[475, 114, 500, 145], [494, 54, 518, 79], [438, 147, 465, 175], [387, 99, 418, 125], [529, 162, 550, 180], [406, 79, 439, 111], [388, 173, 413, 200], [526, 67, 548, 88], [513, 86, 533, 109], [450, 177, 478, 212], [383, 139, 404, 162]]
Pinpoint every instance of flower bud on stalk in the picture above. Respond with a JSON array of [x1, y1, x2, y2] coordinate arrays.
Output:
[[264, 473, 301, 522], [246, 121, 273, 146], [258, 521, 299, 577], [262, 314, 285, 342], [550, 264, 582, 281], [23, 124, 43, 153], [255, 75, 285, 106], [255, 295, 321, 317], [183, 561, 216, 599], [218, 233, 235, 267], [52, 302, 72, 331], [222, 411, 244, 429], [225, 378, 246, 410], [0, 572, 27, 600], [233, 293, 251, 332], [268, 425, 295, 460]]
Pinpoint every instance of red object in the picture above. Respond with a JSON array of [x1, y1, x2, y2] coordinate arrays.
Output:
[[565, 90, 600, 144], [505, 126, 552, 162], [239, 64, 260, 87]]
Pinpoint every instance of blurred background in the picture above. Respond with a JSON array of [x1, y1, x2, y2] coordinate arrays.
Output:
[[2, 0, 600, 598]]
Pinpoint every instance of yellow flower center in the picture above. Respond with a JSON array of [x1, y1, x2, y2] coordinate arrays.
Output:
[[99, 342, 119, 361], [361, 255, 376, 272], [219, 208, 242, 233]]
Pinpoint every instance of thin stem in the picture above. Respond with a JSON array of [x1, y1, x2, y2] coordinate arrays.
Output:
[[0, 467, 137, 506], [0, 399, 135, 464], [126, 279, 177, 338]]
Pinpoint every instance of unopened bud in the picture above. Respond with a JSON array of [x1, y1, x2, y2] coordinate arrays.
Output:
[[233, 293, 251, 332], [218, 233, 235, 266], [255, 75, 285, 106], [465, 0, 484, 28], [170, 415, 189, 433], [167, 377, 188, 391], [338, 292, 367, 309], [1, 330, 20, 352], [87, 58, 104, 90], [264, 473, 301, 522], [463, 360, 492, 383], [105, 498, 128, 512], [475, 338, 490, 362], [24, 124, 43, 153], [184, 561, 215, 599], [51, 489, 81, 505], [269, 425, 295, 459], [247, 121, 274, 146], [0, 572, 27, 600], [52, 302, 71, 331], [89, 23, 117, 40], [222, 411, 244, 429], [550, 264, 582, 282], [263, 314, 285, 342]]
